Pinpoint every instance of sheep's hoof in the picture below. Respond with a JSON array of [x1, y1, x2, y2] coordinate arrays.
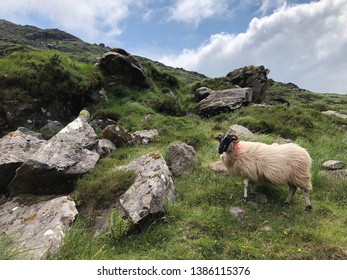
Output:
[[243, 197, 248, 203], [283, 201, 290, 207], [305, 205, 312, 211]]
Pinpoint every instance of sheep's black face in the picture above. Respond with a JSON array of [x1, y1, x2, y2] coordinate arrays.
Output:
[[218, 135, 233, 154]]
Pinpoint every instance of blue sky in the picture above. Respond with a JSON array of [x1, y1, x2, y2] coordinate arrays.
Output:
[[1, 0, 347, 94]]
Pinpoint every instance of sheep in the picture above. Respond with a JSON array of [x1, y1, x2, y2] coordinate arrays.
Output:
[[215, 134, 313, 211]]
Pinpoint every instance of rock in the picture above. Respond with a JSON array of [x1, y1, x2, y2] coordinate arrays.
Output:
[[98, 49, 148, 88], [116, 151, 178, 224], [229, 206, 246, 219], [168, 143, 197, 176], [198, 87, 253, 117], [226, 65, 269, 102], [227, 124, 254, 137], [319, 169, 347, 177], [39, 120, 64, 139], [322, 110, 347, 120], [7, 111, 100, 195], [102, 124, 134, 147], [195, 87, 213, 101], [260, 225, 273, 232], [322, 160, 346, 170], [132, 129, 159, 145], [0, 128, 46, 194], [96, 139, 116, 157], [210, 160, 228, 173], [89, 118, 117, 132], [0, 195, 78, 259]]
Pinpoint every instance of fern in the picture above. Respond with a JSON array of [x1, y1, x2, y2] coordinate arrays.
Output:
[[108, 208, 132, 241]]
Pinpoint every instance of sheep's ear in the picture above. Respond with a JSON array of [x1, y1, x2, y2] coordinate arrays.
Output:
[[214, 134, 225, 142], [230, 135, 239, 142]]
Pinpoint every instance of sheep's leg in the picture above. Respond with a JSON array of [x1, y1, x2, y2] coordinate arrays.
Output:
[[303, 189, 312, 211], [284, 184, 297, 207], [243, 178, 249, 203]]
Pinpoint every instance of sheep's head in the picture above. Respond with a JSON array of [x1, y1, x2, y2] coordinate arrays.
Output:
[[215, 134, 239, 154]]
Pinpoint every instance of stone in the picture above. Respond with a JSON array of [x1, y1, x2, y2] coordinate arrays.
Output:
[[7, 112, 100, 195], [0, 195, 78, 259], [322, 160, 345, 170], [39, 120, 64, 138], [226, 65, 269, 102], [168, 143, 197, 176], [96, 139, 116, 157], [98, 49, 148, 88], [102, 124, 134, 147], [115, 151, 178, 224], [195, 87, 213, 101], [89, 118, 117, 132], [229, 206, 247, 219], [227, 124, 254, 137], [322, 110, 347, 120], [198, 87, 253, 117], [0, 128, 46, 194], [132, 129, 159, 145], [210, 160, 228, 173]]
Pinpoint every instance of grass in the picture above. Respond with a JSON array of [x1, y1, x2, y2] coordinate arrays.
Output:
[[51, 93, 347, 259]]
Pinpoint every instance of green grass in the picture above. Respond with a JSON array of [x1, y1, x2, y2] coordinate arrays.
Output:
[[51, 94, 347, 259]]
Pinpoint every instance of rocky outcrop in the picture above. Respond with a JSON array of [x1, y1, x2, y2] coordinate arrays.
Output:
[[198, 87, 252, 116], [7, 111, 100, 195], [115, 151, 178, 224], [98, 48, 148, 88], [168, 143, 197, 176], [0, 127, 46, 194], [322, 160, 345, 170], [0, 195, 78, 259], [226, 65, 269, 102], [195, 87, 213, 102]]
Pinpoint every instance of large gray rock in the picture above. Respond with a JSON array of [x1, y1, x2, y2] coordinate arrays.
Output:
[[226, 65, 269, 102], [7, 111, 100, 195], [116, 151, 178, 224], [198, 87, 253, 116], [227, 124, 254, 137], [0, 195, 78, 259], [133, 129, 159, 145], [195, 87, 213, 101], [168, 143, 197, 176], [0, 127, 46, 193], [98, 48, 148, 88]]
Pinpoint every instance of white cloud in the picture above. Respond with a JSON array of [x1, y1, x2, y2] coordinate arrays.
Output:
[[168, 0, 230, 26], [161, 0, 347, 93], [0, 0, 130, 43]]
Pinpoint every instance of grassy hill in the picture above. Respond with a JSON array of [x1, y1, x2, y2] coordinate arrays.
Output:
[[0, 20, 346, 260]]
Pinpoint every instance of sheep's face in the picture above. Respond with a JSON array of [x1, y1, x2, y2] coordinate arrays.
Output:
[[215, 134, 239, 154]]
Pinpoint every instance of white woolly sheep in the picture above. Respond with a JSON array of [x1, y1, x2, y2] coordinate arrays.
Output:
[[215, 134, 313, 211]]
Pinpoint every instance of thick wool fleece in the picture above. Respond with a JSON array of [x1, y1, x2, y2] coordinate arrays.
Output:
[[220, 141, 312, 190]]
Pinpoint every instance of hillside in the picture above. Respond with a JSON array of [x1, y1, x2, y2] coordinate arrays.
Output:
[[0, 20, 347, 260]]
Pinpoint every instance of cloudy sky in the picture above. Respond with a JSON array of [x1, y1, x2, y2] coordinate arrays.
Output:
[[1, 0, 346, 94]]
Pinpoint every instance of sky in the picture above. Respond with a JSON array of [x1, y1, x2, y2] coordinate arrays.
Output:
[[1, 0, 347, 94]]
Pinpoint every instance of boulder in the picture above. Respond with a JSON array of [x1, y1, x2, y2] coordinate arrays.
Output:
[[198, 87, 252, 117], [102, 124, 134, 147], [116, 151, 178, 224], [96, 139, 116, 157], [195, 87, 213, 101], [322, 110, 347, 120], [133, 129, 159, 145], [227, 124, 254, 137], [0, 127, 46, 194], [98, 49, 148, 88], [39, 120, 64, 139], [322, 160, 345, 170], [90, 118, 117, 132], [7, 111, 100, 195], [226, 65, 269, 102], [0, 195, 78, 259], [168, 143, 197, 176]]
